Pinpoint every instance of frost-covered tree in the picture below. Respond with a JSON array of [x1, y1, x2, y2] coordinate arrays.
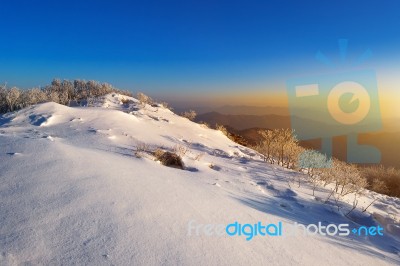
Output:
[[254, 128, 300, 167], [136, 92, 152, 106], [320, 159, 367, 212], [34, 88, 47, 103], [283, 141, 303, 169], [5, 87, 21, 112], [20, 88, 47, 106], [273, 128, 297, 166], [298, 150, 331, 194], [339, 163, 367, 196], [258, 129, 277, 163], [61, 80, 75, 102], [0, 79, 139, 114], [298, 150, 331, 176], [181, 110, 197, 121], [74, 80, 88, 100], [99, 83, 113, 96], [0, 84, 7, 112], [87, 80, 98, 97]]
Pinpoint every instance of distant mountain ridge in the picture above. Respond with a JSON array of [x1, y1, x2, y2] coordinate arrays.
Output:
[[174, 105, 288, 116], [195, 112, 291, 130]]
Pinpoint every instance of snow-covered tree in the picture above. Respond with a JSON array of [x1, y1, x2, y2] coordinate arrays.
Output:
[[5, 87, 21, 112], [258, 129, 277, 163], [273, 128, 297, 166], [298, 150, 331, 176], [136, 92, 152, 106], [181, 110, 197, 121]]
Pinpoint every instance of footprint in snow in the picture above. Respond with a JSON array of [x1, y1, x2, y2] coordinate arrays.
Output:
[[6, 152, 21, 156], [212, 182, 221, 187]]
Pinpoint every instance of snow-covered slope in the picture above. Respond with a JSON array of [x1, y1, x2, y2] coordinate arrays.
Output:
[[0, 94, 399, 265]]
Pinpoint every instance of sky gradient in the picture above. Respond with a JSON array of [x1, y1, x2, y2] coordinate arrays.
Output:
[[0, 0, 399, 115]]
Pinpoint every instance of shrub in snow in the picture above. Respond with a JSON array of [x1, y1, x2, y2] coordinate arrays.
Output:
[[173, 144, 189, 157], [216, 124, 229, 136], [370, 179, 389, 195], [181, 110, 197, 121], [136, 92, 153, 106], [153, 148, 165, 159], [159, 101, 172, 110], [121, 98, 134, 105], [199, 122, 210, 128], [361, 165, 400, 197], [157, 151, 184, 170], [134, 142, 151, 158]]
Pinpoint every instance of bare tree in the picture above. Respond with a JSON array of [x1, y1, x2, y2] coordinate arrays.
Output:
[[258, 129, 277, 163]]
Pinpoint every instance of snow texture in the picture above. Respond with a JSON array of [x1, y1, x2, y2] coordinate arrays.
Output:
[[0, 94, 399, 265]]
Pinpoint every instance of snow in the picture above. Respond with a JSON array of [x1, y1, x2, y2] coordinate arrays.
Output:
[[0, 93, 399, 265]]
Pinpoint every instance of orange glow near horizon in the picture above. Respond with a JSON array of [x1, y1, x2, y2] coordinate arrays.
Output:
[[208, 91, 288, 107], [158, 78, 398, 123], [172, 89, 396, 116]]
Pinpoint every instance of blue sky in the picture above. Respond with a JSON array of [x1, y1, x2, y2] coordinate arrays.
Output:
[[0, 0, 399, 106]]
